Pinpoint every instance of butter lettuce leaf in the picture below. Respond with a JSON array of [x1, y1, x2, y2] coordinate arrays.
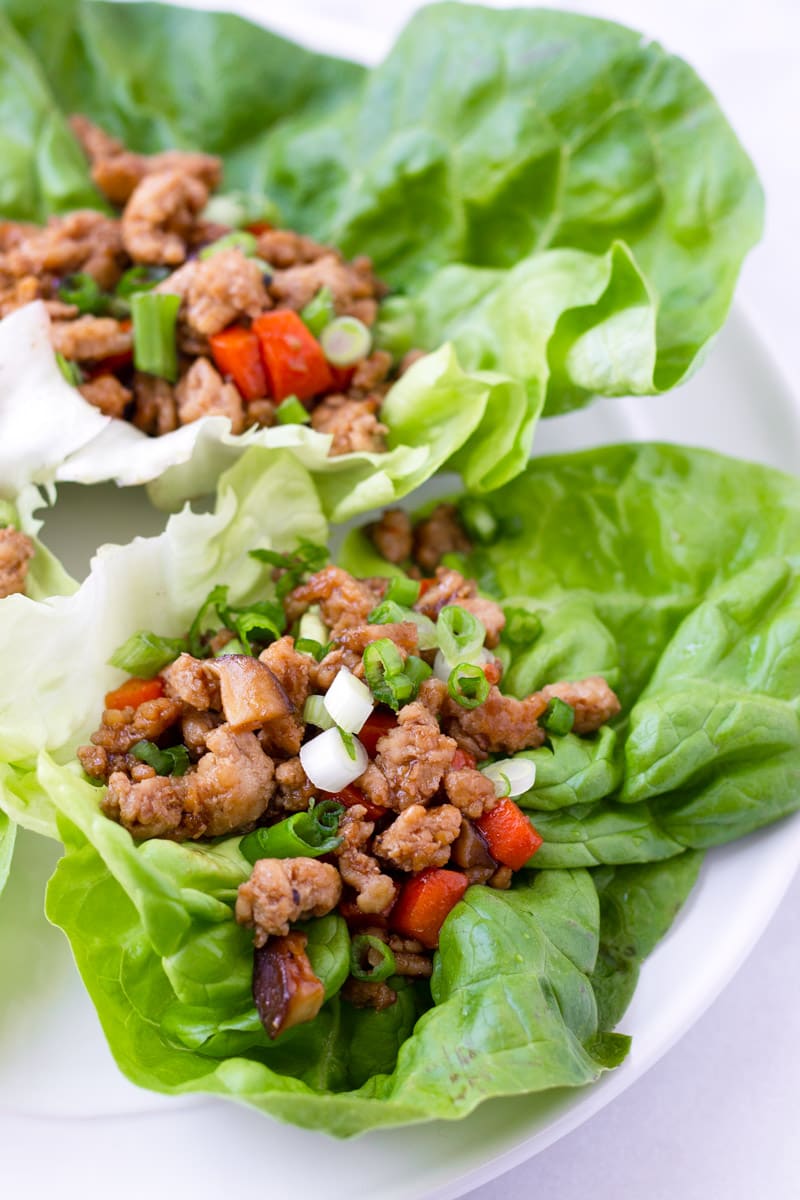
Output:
[[0, 1, 762, 508]]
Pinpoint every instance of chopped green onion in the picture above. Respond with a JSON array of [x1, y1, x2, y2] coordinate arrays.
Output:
[[198, 230, 258, 260], [300, 286, 336, 337], [275, 394, 310, 425], [131, 291, 181, 382], [115, 265, 171, 299], [339, 727, 358, 761], [188, 584, 228, 658], [447, 663, 490, 710], [295, 637, 332, 662], [502, 607, 543, 647], [131, 740, 191, 777], [202, 190, 281, 230], [214, 637, 247, 657], [362, 639, 415, 710], [541, 697, 575, 736], [458, 496, 498, 544], [57, 272, 108, 315], [223, 603, 284, 654], [385, 575, 421, 606], [303, 695, 336, 730], [297, 606, 329, 646], [320, 315, 371, 367], [480, 757, 536, 798], [109, 630, 187, 677], [55, 352, 83, 387], [349, 934, 397, 983], [437, 606, 486, 666], [249, 540, 328, 600], [239, 799, 344, 865], [367, 599, 438, 651], [403, 655, 432, 690]]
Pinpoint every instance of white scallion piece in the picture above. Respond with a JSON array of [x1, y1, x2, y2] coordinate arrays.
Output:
[[298, 605, 329, 645], [434, 645, 493, 681], [300, 727, 368, 792], [480, 757, 536, 798], [323, 667, 374, 733], [303, 694, 335, 731], [320, 316, 372, 366]]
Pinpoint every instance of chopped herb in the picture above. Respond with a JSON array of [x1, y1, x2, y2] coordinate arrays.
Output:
[[274, 394, 311, 425], [300, 286, 336, 337], [198, 230, 258, 260], [249, 539, 328, 600], [447, 663, 490, 710], [541, 697, 575, 736], [55, 352, 83, 387], [131, 291, 181, 382], [131, 740, 191, 777], [239, 799, 344, 864], [349, 934, 397, 983], [385, 575, 420, 606], [115, 265, 171, 298], [109, 630, 187, 677]]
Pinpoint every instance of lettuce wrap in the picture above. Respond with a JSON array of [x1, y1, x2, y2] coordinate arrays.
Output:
[[0, 442, 796, 1134], [0, 0, 762, 516]]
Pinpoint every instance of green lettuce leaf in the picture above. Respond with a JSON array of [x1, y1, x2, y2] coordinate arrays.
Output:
[[590, 853, 704, 1029], [343, 443, 800, 863], [0, 1, 762, 510]]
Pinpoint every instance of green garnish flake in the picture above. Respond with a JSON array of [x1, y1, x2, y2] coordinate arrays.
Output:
[[541, 697, 575, 736], [131, 740, 190, 777], [55, 352, 83, 387], [109, 631, 187, 677], [447, 662, 490, 710], [131, 291, 181, 382], [199, 230, 258, 260], [349, 934, 397, 983], [275, 394, 311, 425], [300, 286, 336, 337], [239, 799, 344, 864]]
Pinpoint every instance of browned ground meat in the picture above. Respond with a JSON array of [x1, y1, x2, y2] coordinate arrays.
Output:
[[257, 637, 312, 757], [102, 772, 192, 839], [310, 394, 388, 456], [51, 315, 132, 362], [350, 350, 393, 395], [413, 505, 473, 574], [269, 253, 384, 325], [235, 857, 342, 946], [273, 756, 316, 813], [0, 527, 34, 598], [443, 766, 499, 819], [178, 248, 270, 338], [1, 209, 125, 290], [79, 373, 132, 417], [442, 686, 548, 758], [374, 803, 462, 872], [175, 357, 244, 433], [341, 978, 397, 1010], [369, 509, 413, 564], [367, 700, 457, 810], [121, 168, 208, 265], [540, 677, 622, 732], [86, 697, 183, 756], [162, 653, 220, 710], [131, 373, 178, 435], [256, 229, 328, 269], [414, 567, 505, 647], [70, 115, 221, 206], [336, 804, 396, 914], [284, 566, 385, 635], [313, 619, 418, 688], [181, 709, 220, 757]]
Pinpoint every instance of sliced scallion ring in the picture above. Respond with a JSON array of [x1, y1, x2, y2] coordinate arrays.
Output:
[[447, 662, 490, 710], [437, 606, 486, 665], [350, 934, 397, 983], [320, 315, 372, 366], [480, 757, 536, 798]]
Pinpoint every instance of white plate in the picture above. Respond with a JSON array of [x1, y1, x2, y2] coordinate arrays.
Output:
[[1, 305, 798, 1200]]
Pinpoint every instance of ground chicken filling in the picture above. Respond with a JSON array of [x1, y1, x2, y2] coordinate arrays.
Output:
[[79, 505, 620, 1038], [0, 526, 34, 598], [0, 117, 421, 456]]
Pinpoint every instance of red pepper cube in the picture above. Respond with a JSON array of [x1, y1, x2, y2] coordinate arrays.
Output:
[[105, 676, 164, 711], [210, 325, 267, 401], [252, 310, 333, 402], [475, 799, 543, 871], [324, 783, 386, 824], [391, 868, 469, 950], [358, 708, 397, 758]]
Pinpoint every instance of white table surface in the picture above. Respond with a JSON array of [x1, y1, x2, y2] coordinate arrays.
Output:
[[16, 2, 800, 1197]]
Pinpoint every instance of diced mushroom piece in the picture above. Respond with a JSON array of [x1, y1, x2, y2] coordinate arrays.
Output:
[[450, 818, 497, 885], [252, 931, 325, 1039], [205, 654, 292, 731]]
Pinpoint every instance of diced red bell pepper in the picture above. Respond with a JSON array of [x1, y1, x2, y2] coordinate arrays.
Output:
[[451, 747, 477, 771], [252, 310, 333, 402], [358, 708, 397, 758], [417, 578, 435, 597], [209, 325, 267, 401], [245, 221, 274, 236], [325, 783, 386, 824], [391, 868, 469, 949], [105, 676, 164, 711], [475, 799, 542, 871]]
